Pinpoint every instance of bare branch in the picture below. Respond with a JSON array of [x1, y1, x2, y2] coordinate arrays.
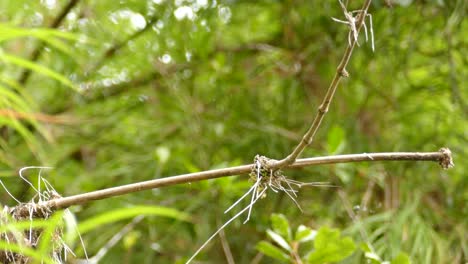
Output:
[[41, 149, 452, 210], [272, 0, 373, 168]]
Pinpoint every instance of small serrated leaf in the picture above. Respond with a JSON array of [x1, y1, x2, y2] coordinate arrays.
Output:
[[271, 213, 291, 241], [256, 241, 290, 262], [267, 229, 292, 252]]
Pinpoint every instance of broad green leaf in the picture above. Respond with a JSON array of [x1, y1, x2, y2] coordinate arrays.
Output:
[[256, 241, 290, 262], [271, 213, 291, 241], [391, 252, 411, 264], [307, 227, 356, 264], [266, 229, 291, 252], [295, 225, 316, 243], [78, 206, 191, 234]]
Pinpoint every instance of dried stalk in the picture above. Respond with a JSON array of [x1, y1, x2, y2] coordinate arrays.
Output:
[[272, 0, 373, 168], [41, 149, 453, 210]]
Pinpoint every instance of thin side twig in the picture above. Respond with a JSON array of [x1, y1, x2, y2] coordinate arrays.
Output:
[[217, 219, 235, 264], [40, 149, 452, 210], [271, 0, 373, 169]]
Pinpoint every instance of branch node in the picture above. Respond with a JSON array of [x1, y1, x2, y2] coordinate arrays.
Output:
[[318, 105, 329, 114], [251, 155, 283, 197], [339, 68, 349, 77], [438, 147, 454, 169]]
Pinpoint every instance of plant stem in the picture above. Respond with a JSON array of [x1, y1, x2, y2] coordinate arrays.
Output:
[[272, 0, 373, 168], [44, 149, 452, 210]]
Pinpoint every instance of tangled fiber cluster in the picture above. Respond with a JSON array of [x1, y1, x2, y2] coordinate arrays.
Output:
[[0, 197, 64, 263]]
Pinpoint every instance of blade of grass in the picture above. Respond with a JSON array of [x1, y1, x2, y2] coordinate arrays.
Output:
[[0, 52, 77, 91], [78, 206, 191, 234]]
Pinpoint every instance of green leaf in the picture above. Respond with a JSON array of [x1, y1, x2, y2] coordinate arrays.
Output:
[[78, 206, 191, 234], [267, 229, 292, 252], [391, 252, 411, 264], [361, 243, 383, 263], [295, 225, 316, 243], [327, 125, 346, 154], [256, 241, 290, 262], [271, 213, 291, 241], [307, 227, 356, 264]]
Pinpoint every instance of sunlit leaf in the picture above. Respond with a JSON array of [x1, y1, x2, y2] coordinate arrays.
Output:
[[271, 213, 291, 242], [256, 241, 290, 262], [295, 225, 316, 243], [266, 229, 291, 252]]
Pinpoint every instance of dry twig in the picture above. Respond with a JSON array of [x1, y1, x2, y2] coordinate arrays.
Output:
[[37, 149, 452, 211], [271, 0, 373, 169]]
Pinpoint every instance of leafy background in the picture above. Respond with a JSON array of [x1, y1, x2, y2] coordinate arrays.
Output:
[[0, 0, 466, 263]]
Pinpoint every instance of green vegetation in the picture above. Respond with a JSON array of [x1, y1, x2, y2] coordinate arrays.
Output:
[[0, 0, 466, 263]]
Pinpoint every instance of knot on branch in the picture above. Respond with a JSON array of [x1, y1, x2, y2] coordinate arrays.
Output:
[[6, 202, 54, 221], [250, 155, 283, 198], [438, 147, 454, 169], [339, 68, 349, 77]]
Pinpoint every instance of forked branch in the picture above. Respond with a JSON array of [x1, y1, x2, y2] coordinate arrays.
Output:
[[36, 149, 453, 210]]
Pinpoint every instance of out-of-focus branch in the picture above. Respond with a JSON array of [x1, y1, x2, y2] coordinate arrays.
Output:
[[86, 15, 160, 75], [38, 148, 453, 210], [82, 71, 160, 101], [18, 0, 80, 85]]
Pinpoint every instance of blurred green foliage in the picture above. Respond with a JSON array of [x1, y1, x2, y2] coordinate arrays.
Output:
[[0, 0, 466, 263]]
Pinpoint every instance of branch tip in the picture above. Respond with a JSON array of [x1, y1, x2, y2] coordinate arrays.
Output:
[[438, 147, 454, 169]]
